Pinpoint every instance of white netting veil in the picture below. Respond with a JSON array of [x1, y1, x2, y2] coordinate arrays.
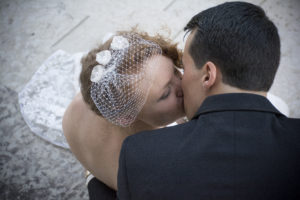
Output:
[[90, 33, 162, 127]]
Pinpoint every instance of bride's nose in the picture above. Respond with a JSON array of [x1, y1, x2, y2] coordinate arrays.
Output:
[[176, 88, 183, 98]]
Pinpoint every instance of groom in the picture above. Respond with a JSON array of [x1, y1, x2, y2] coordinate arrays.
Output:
[[116, 2, 300, 200]]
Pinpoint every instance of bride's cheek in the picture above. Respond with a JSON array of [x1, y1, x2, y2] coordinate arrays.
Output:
[[170, 98, 177, 111]]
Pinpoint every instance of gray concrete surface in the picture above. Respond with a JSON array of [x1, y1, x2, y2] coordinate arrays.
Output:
[[0, 0, 299, 199]]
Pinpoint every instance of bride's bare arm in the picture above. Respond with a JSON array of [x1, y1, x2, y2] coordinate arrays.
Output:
[[86, 132, 127, 190]]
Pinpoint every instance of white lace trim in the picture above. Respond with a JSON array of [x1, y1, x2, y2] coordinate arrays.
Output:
[[18, 50, 85, 149]]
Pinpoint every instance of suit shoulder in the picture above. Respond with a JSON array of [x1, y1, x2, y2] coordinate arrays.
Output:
[[277, 115, 300, 133], [123, 121, 197, 152], [131, 122, 189, 139]]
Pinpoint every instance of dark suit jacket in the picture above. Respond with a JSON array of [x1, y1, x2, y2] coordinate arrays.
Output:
[[117, 93, 300, 200]]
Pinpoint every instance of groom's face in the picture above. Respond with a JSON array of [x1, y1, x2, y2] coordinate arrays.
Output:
[[182, 31, 207, 119]]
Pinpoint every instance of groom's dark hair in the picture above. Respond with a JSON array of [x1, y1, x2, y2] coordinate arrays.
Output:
[[184, 2, 280, 91]]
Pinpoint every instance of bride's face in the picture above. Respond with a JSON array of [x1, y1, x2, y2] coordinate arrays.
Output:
[[138, 55, 185, 127]]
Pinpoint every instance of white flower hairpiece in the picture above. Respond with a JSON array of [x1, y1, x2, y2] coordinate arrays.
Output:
[[90, 65, 105, 83], [90, 35, 129, 83], [110, 36, 129, 50], [96, 50, 111, 65], [90, 50, 111, 83]]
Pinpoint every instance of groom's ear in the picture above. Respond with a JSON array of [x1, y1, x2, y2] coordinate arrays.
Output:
[[201, 61, 217, 89]]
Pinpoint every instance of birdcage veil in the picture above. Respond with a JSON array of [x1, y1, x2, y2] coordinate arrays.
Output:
[[90, 32, 162, 127]]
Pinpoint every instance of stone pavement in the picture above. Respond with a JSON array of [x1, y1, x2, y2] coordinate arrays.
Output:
[[0, 0, 299, 199]]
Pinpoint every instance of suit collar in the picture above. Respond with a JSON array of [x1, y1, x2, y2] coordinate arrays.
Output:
[[192, 93, 283, 120]]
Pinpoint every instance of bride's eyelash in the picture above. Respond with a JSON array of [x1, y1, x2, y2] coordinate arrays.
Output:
[[159, 67, 177, 101], [160, 86, 171, 100]]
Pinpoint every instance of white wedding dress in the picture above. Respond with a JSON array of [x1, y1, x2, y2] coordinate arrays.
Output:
[[18, 50, 85, 149], [18, 50, 290, 149]]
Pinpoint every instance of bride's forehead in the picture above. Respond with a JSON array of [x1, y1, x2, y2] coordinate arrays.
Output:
[[145, 55, 173, 73], [147, 59, 173, 88]]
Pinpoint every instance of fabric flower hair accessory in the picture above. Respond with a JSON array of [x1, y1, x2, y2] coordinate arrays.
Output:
[[110, 36, 130, 50], [90, 35, 129, 83]]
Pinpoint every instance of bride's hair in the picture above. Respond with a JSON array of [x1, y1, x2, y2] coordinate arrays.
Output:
[[80, 30, 182, 117]]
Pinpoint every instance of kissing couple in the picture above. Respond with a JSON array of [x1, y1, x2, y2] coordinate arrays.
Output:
[[20, 1, 300, 200]]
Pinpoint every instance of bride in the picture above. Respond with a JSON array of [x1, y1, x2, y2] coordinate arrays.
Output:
[[62, 31, 185, 192]]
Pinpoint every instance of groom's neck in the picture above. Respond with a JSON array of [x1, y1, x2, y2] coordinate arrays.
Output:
[[210, 82, 268, 97]]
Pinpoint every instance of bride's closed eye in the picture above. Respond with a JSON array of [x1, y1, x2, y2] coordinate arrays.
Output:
[[159, 85, 171, 101], [159, 67, 180, 101]]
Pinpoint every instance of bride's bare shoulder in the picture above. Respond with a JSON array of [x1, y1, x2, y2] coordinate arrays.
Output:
[[62, 93, 87, 134], [62, 93, 109, 137], [67, 93, 86, 114]]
